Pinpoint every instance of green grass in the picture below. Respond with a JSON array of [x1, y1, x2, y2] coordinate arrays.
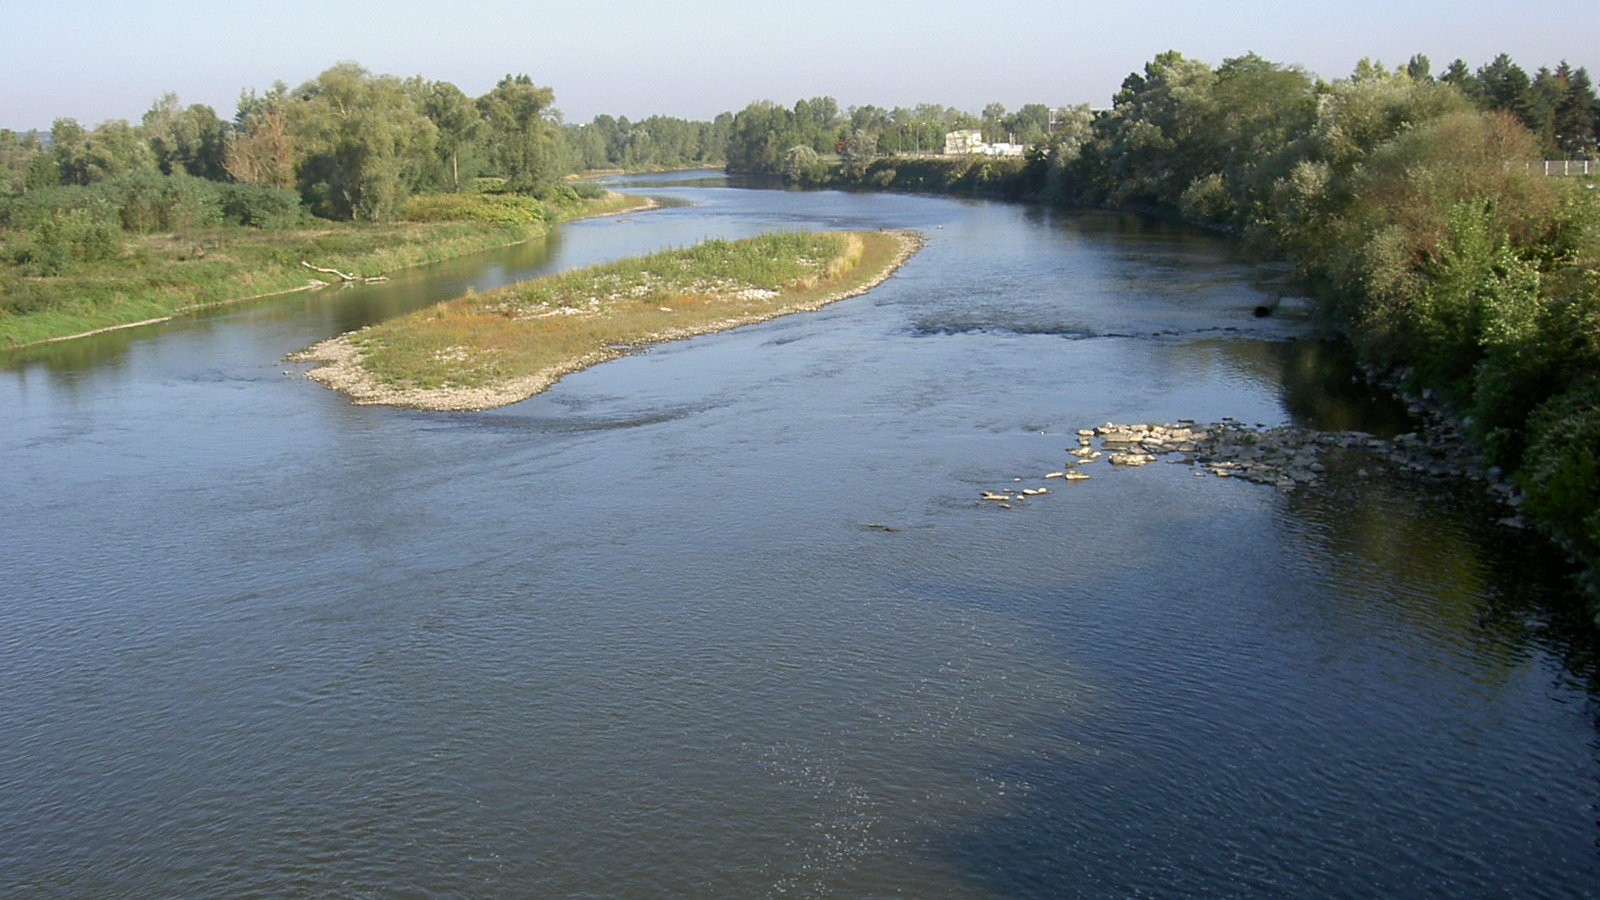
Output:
[[0, 191, 651, 347], [331, 230, 916, 402]]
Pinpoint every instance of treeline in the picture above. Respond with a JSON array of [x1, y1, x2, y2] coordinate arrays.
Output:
[[0, 62, 706, 283], [725, 52, 1600, 606], [564, 113, 730, 171], [2, 63, 572, 223], [724, 98, 1069, 184], [1, 62, 714, 229]]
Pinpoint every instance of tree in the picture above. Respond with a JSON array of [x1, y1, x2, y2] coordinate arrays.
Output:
[[142, 94, 227, 179], [1440, 59, 1484, 106], [982, 102, 1008, 142], [478, 74, 563, 196], [51, 118, 156, 185], [0, 129, 46, 194], [726, 101, 795, 173], [1477, 54, 1536, 130], [839, 128, 878, 179], [1092, 51, 1219, 211], [1405, 54, 1434, 82], [416, 79, 482, 191], [225, 88, 297, 190], [292, 63, 438, 221], [1552, 64, 1599, 156], [1006, 103, 1053, 145]]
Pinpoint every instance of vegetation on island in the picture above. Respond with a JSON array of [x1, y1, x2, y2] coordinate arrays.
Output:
[[293, 230, 919, 410]]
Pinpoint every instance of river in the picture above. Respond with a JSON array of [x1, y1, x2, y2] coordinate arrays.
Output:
[[2, 172, 1596, 899]]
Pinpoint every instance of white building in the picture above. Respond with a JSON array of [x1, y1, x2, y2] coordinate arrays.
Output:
[[943, 130, 1025, 158]]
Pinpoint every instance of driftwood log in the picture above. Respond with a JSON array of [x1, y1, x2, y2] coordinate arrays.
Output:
[[300, 260, 389, 285]]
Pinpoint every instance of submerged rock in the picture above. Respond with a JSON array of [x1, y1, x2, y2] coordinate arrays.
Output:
[[1072, 419, 1493, 494]]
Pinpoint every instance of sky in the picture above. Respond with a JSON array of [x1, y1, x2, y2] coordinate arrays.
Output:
[[4, 0, 1598, 130]]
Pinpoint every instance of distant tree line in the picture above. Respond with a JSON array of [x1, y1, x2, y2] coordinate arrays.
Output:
[[563, 113, 731, 171], [1, 63, 572, 223]]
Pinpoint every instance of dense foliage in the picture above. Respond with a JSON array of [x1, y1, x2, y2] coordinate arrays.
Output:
[[1, 63, 577, 224], [563, 113, 730, 171]]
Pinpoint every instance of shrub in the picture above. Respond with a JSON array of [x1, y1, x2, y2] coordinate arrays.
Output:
[[1518, 380, 1600, 592], [0, 184, 114, 228], [399, 192, 548, 224], [8, 207, 122, 274], [92, 171, 224, 232], [218, 182, 306, 228]]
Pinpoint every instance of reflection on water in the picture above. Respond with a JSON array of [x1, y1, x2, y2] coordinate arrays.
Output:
[[1, 173, 1595, 900]]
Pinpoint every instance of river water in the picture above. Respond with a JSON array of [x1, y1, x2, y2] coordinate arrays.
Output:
[[2, 172, 1596, 899]]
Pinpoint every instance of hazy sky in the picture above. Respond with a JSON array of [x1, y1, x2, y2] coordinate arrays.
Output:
[[4, 0, 1597, 129]]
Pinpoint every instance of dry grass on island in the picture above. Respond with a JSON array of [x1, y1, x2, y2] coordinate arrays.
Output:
[[293, 229, 922, 410]]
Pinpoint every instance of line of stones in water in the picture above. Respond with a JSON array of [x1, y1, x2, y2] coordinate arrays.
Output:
[[980, 418, 1525, 528]]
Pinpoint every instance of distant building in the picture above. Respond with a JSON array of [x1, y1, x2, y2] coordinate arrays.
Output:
[[943, 130, 983, 155], [943, 130, 1025, 158]]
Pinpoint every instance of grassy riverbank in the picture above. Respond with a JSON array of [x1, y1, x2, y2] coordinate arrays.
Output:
[[0, 190, 650, 348], [293, 229, 921, 410]]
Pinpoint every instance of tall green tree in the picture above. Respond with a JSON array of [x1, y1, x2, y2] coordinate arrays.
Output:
[[1552, 64, 1599, 156], [292, 63, 438, 221], [0, 129, 46, 194], [1440, 59, 1485, 105], [51, 118, 157, 185], [726, 101, 795, 173], [142, 94, 227, 179], [1477, 53, 1537, 130], [415, 79, 482, 191], [477, 74, 563, 195], [1092, 51, 1219, 211]]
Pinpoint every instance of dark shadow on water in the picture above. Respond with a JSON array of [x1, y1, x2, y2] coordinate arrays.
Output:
[[1269, 340, 1417, 435], [921, 459, 1599, 900]]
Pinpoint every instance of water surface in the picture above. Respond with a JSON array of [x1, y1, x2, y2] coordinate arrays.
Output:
[[2, 172, 1595, 899]]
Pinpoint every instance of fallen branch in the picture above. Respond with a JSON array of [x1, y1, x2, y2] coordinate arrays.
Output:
[[300, 260, 388, 284]]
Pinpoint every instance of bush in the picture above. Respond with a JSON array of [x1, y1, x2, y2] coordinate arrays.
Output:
[[92, 171, 224, 232], [8, 207, 122, 275], [217, 182, 306, 228], [0, 184, 114, 228], [399, 192, 547, 224], [1518, 381, 1600, 592]]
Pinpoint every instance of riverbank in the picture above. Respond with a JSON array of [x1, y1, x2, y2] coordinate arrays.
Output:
[[292, 230, 921, 410], [0, 191, 654, 349]]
